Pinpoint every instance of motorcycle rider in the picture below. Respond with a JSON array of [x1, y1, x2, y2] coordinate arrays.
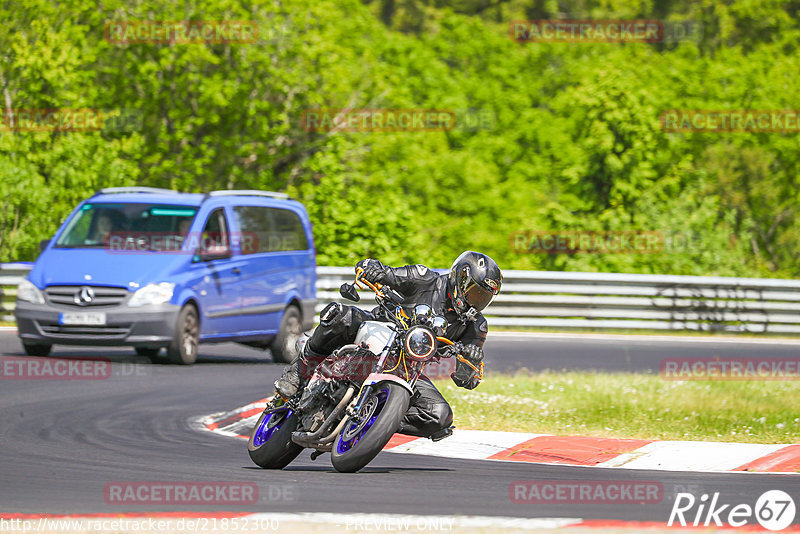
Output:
[[273, 251, 502, 441]]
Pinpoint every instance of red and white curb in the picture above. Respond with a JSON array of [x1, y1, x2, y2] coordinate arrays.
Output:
[[4, 512, 799, 531], [193, 399, 800, 474]]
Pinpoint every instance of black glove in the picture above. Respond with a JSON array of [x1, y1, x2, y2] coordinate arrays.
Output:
[[451, 343, 484, 390], [357, 258, 387, 284]]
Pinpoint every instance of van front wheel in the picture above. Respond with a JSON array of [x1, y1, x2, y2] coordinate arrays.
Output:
[[271, 305, 302, 364], [23, 343, 52, 357], [166, 305, 199, 365]]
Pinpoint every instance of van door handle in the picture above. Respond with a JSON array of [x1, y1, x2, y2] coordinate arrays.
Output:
[[231, 267, 241, 275]]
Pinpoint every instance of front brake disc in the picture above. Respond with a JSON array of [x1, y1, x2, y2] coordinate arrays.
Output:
[[266, 410, 288, 430], [341, 394, 379, 441]]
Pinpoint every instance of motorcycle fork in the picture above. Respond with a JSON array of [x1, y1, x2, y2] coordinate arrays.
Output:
[[347, 329, 398, 422]]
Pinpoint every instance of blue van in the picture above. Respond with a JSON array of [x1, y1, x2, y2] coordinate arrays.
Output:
[[15, 188, 317, 364]]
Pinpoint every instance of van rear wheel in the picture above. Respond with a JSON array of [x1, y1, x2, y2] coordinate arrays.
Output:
[[166, 305, 199, 365], [271, 305, 302, 364]]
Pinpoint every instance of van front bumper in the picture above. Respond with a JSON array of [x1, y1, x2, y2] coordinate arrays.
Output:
[[15, 301, 181, 347]]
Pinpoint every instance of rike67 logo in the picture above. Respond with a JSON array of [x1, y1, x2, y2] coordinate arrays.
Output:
[[669, 490, 796, 531]]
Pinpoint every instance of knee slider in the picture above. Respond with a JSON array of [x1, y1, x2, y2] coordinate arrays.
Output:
[[432, 402, 454, 428]]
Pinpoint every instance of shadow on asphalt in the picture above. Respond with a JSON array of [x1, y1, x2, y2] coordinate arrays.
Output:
[[265, 465, 452, 474]]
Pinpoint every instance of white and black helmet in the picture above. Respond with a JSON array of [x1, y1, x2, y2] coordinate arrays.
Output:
[[447, 251, 502, 319]]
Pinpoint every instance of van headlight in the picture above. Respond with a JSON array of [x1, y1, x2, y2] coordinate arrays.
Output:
[[128, 282, 175, 307], [17, 279, 45, 304]]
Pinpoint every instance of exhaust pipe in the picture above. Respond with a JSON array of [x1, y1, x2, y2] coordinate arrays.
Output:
[[292, 385, 355, 445]]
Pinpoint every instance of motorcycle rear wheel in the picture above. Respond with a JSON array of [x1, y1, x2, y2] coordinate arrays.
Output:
[[331, 382, 410, 473], [248, 408, 303, 469]]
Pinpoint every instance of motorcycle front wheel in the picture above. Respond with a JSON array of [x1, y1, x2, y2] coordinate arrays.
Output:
[[248, 408, 303, 469], [331, 382, 410, 473]]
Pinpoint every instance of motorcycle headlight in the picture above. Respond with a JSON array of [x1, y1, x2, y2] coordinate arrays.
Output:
[[128, 282, 175, 307], [404, 326, 437, 361], [17, 279, 45, 304]]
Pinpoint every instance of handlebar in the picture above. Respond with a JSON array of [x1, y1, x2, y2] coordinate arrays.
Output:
[[342, 268, 455, 343], [344, 267, 479, 378], [342, 267, 405, 304], [341, 266, 482, 380], [435, 338, 484, 380], [354, 267, 381, 293]]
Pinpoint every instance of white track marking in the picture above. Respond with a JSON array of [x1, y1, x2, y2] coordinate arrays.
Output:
[[597, 441, 788, 471], [195, 402, 799, 474], [383, 430, 548, 460]]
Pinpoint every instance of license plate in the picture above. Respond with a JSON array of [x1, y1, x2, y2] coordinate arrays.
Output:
[[59, 312, 107, 326]]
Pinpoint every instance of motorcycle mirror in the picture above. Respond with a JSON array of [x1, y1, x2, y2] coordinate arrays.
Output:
[[340, 283, 360, 302]]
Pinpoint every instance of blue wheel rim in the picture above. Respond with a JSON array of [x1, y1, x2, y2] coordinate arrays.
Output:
[[336, 387, 389, 454], [253, 409, 292, 447]]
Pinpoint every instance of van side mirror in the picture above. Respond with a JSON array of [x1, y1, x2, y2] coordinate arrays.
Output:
[[196, 247, 232, 262], [39, 239, 50, 252]]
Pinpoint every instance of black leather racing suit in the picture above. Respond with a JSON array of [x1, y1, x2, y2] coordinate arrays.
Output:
[[305, 264, 488, 438]]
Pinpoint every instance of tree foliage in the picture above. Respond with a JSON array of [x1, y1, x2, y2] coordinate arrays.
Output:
[[2, 0, 799, 278]]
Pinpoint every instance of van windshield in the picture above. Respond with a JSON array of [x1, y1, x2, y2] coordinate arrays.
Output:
[[55, 203, 198, 249]]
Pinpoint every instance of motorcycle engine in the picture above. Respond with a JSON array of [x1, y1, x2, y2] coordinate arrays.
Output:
[[297, 380, 348, 433]]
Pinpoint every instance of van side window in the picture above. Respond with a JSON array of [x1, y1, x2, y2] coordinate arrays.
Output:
[[233, 206, 309, 254], [200, 208, 230, 255]]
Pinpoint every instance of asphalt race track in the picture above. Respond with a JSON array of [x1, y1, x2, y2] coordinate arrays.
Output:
[[1, 329, 798, 525], [4, 330, 800, 373]]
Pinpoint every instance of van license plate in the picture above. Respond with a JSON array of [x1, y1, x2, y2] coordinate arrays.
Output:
[[59, 312, 107, 326]]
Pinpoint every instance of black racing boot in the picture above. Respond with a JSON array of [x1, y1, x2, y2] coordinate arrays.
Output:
[[429, 425, 455, 442], [273, 345, 327, 398], [273, 356, 303, 399]]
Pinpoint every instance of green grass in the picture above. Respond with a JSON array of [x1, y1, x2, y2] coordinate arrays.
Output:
[[433, 371, 800, 444]]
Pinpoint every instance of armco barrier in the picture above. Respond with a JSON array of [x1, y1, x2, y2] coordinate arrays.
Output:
[[0, 263, 32, 322], [316, 267, 800, 334], [3, 263, 800, 333]]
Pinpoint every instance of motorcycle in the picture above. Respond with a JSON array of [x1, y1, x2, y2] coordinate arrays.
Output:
[[247, 267, 483, 473]]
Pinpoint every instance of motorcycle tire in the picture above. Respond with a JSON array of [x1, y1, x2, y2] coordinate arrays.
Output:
[[331, 382, 410, 473], [248, 408, 303, 469]]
